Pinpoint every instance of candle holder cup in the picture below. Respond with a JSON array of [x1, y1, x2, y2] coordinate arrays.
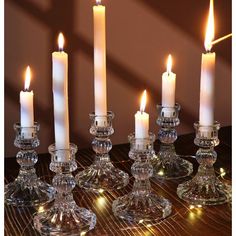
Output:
[[177, 122, 231, 205], [34, 143, 96, 235], [112, 133, 172, 223], [4, 122, 55, 207], [76, 111, 129, 193], [152, 104, 193, 179]]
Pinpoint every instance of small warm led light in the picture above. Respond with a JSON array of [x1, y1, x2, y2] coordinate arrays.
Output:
[[96, 196, 106, 209], [80, 231, 86, 236], [189, 205, 195, 209], [139, 219, 144, 224], [146, 224, 152, 228], [220, 167, 226, 177], [189, 212, 195, 220], [98, 188, 104, 194], [220, 168, 225, 173], [197, 205, 202, 208], [38, 206, 44, 213], [158, 170, 164, 176]]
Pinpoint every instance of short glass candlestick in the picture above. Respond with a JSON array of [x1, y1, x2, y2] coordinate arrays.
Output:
[[152, 104, 193, 179], [34, 143, 96, 235], [177, 122, 232, 205], [5, 122, 55, 207], [76, 111, 129, 193], [112, 133, 172, 223]]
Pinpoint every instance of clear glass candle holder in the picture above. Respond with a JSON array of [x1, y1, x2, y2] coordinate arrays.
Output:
[[4, 122, 55, 207], [177, 122, 231, 205], [152, 104, 193, 179], [112, 133, 172, 223], [76, 111, 129, 193], [34, 143, 96, 235]]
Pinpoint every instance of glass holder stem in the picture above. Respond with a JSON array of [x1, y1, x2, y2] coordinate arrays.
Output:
[[33, 143, 96, 235], [177, 122, 232, 205], [112, 133, 172, 223], [4, 122, 55, 207], [152, 104, 193, 179], [76, 111, 129, 193]]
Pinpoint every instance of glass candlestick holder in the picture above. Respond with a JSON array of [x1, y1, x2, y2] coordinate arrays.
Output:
[[34, 143, 96, 235], [76, 111, 129, 193], [152, 104, 193, 179], [5, 122, 55, 207], [177, 122, 231, 205], [112, 133, 172, 223]]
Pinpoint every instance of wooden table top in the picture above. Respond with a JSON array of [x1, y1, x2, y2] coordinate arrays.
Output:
[[5, 126, 232, 236]]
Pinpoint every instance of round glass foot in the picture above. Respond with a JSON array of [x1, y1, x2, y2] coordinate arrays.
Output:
[[112, 192, 172, 223], [177, 177, 232, 205], [34, 202, 96, 235], [76, 162, 129, 193], [5, 178, 55, 207], [152, 155, 193, 179]]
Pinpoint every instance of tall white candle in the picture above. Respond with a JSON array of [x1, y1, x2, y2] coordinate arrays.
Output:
[[199, 0, 215, 126], [135, 90, 149, 139], [52, 33, 70, 160], [20, 66, 34, 138], [162, 54, 176, 108], [93, 0, 107, 126]]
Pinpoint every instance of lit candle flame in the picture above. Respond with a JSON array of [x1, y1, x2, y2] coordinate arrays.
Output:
[[204, 0, 215, 51], [24, 66, 31, 90], [140, 90, 147, 113], [167, 54, 172, 73], [58, 32, 65, 51], [96, 0, 102, 5]]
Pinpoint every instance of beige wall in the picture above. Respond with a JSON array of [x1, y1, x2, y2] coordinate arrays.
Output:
[[5, 0, 231, 157]]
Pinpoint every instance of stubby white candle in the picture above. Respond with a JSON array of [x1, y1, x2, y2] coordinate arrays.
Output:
[[93, 0, 107, 126], [52, 33, 70, 161], [199, 0, 215, 126], [162, 54, 176, 108], [20, 66, 34, 138], [135, 90, 149, 139]]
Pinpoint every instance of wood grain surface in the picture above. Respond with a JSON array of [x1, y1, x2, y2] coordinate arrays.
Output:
[[5, 127, 232, 236]]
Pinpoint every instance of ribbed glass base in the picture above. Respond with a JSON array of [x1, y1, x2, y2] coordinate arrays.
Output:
[[34, 200, 96, 235], [177, 170, 231, 205], [152, 154, 193, 179], [76, 162, 129, 193], [5, 172, 55, 207], [112, 192, 172, 223]]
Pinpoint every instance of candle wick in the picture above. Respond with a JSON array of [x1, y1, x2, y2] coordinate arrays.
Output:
[[59, 48, 63, 52]]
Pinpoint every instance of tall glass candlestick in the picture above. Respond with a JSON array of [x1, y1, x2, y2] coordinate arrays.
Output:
[[5, 123, 55, 207], [152, 104, 193, 179], [34, 143, 96, 235], [112, 133, 172, 223], [177, 122, 231, 205], [76, 112, 129, 193]]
